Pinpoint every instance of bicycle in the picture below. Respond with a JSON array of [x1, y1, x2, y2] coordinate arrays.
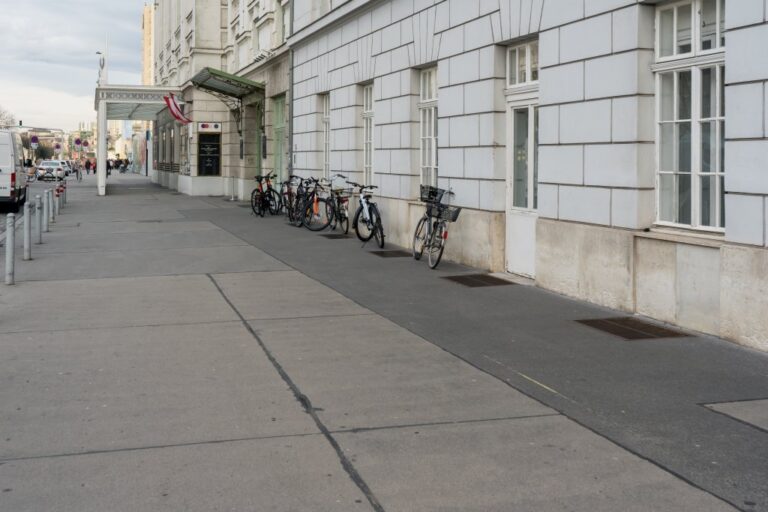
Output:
[[299, 177, 333, 231], [279, 175, 302, 225], [324, 174, 351, 234], [412, 185, 461, 269], [250, 173, 280, 217], [347, 180, 384, 248]]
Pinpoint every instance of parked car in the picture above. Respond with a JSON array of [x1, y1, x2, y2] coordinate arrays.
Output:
[[0, 129, 29, 212], [36, 160, 67, 181]]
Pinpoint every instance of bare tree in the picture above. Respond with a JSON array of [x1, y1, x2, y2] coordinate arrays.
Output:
[[0, 105, 16, 127]]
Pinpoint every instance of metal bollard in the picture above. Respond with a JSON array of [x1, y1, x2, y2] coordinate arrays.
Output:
[[43, 191, 50, 232], [23, 202, 31, 261], [35, 195, 43, 243], [5, 213, 15, 285], [62, 182, 67, 204], [51, 189, 57, 222]]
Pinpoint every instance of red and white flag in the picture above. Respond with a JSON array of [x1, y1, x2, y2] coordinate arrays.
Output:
[[164, 93, 192, 124]]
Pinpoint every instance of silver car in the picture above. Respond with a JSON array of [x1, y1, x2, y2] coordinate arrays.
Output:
[[36, 160, 66, 181]]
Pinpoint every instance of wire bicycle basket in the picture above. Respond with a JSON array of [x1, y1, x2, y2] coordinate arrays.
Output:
[[420, 185, 447, 204], [427, 203, 462, 223]]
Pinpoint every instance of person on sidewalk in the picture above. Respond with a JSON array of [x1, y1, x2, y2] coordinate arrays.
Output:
[[84, 159, 91, 175]]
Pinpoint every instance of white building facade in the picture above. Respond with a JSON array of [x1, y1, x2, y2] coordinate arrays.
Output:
[[287, 0, 768, 351], [152, 0, 292, 198]]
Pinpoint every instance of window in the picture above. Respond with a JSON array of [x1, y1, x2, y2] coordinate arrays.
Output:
[[655, 0, 725, 230], [511, 106, 539, 209], [657, 0, 724, 59], [419, 67, 438, 187], [362, 84, 374, 185], [283, 3, 291, 41], [507, 41, 538, 87], [321, 93, 330, 178], [273, 95, 286, 180]]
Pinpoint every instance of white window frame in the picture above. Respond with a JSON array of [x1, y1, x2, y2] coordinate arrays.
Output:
[[419, 67, 438, 187], [362, 83, 374, 185], [653, 0, 725, 232], [321, 93, 330, 178], [655, 0, 725, 62], [506, 40, 539, 88]]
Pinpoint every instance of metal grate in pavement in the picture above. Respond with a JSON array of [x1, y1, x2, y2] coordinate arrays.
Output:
[[442, 274, 515, 287], [576, 317, 688, 340], [371, 250, 412, 258], [322, 234, 351, 239], [136, 220, 163, 223]]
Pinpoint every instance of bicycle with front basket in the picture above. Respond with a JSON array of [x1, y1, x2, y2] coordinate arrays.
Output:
[[412, 185, 461, 269]]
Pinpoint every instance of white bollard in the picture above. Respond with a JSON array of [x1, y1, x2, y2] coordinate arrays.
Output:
[[5, 213, 15, 285], [35, 195, 42, 243], [51, 189, 57, 223], [23, 202, 31, 261], [43, 191, 50, 232]]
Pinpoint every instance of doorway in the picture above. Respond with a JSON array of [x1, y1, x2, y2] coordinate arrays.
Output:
[[505, 100, 538, 278], [198, 133, 221, 176]]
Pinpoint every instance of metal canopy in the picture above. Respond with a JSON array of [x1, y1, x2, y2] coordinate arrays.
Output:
[[191, 67, 265, 101], [94, 85, 184, 120]]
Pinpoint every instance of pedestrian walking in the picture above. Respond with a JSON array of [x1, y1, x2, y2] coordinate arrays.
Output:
[[85, 159, 91, 175]]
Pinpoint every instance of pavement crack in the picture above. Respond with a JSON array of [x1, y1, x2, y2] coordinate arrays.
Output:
[[0, 432, 320, 464], [206, 274, 385, 512]]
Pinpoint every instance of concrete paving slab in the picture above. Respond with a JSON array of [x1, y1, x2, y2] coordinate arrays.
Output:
[[6, 245, 289, 281], [33, 228, 247, 255], [0, 274, 237, 333], [0, 436, 368, 512], [707, 399, 768, 432], [213, 271, 369, 320], [44, 220, 223, 235], [0, 322, 318, 458], [336, 415, 736, 512], [251, 315, 554, 430]]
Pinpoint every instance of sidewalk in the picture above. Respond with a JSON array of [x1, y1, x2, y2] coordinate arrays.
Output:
[[0, 174, 764, 511]]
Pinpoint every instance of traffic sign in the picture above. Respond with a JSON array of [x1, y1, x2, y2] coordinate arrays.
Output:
[[74, 138, 82, 150], [54, 143, 61, 154], [30, 135, 39, 150]]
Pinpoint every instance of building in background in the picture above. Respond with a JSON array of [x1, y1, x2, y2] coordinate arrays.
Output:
[[286, 0, 768, 351], [152, 0, 292, 197], [142, 3, 154, 87]]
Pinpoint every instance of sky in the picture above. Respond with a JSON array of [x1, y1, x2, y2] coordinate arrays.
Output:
[[0, 0, 146, 131]]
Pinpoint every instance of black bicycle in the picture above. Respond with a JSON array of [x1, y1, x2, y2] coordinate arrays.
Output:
[[347, 181, 384, 248], [325, 174, 351, 234], [412, 185, 461, 269], [299, 177, 333, 231]]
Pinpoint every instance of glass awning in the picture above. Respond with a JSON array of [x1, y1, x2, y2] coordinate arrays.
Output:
[[190, 67, 265, 100]]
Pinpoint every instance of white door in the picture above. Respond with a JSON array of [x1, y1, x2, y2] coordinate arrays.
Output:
[[505, 103, 538, 277]]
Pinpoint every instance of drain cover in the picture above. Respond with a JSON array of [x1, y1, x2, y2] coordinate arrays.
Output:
[[442, 274, 515, 287], [371, 250, 411, 258], [322, 234, 351, 239], [576, 317, 688, 340], [136, 220, 163, 223]]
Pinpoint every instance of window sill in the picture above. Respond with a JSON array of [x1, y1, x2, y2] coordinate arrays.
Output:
[[635, 226, 725, 249]]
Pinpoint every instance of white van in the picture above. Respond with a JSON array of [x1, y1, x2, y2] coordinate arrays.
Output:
[[0, 129, 29, 212]]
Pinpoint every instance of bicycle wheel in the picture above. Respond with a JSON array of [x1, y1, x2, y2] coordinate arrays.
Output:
[[412, 215, 428, 260], [339, 206, 349, 234], [353, 205, 375, 242], [292, 197, 306, 227], [267, 189, 280, 215], [303, 197, 332, 231], [371, 205, 385, 248], [427, 222, 446, 269], [250, 189, 262, 216]]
